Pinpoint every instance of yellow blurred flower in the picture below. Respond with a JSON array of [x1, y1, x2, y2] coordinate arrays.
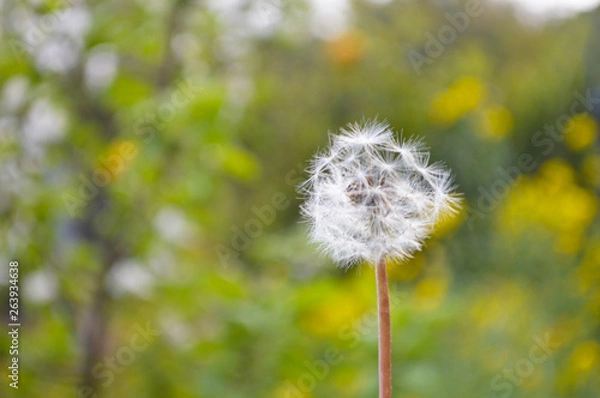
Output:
[[581, 154, 600, 188], [325, 31, 366, 66], [588, 290, 600, 319], [577, 243, 600, 293], [272, 383, 313, 398], [387, 252, 425, 282], [469, 282, 531, 331], [564, 113, 598, 152], [332, 368, 360, 394], [499, 159, 598, 253], [301, 281, 369, 338], [432, 202, 466, 238], [429, 76, 486, 126], [558, 338, 600, 391], [99, 139, 138, 181], [413, 276, 448, 312], [577, 241, 600, 318], [476, 105, 514, 141], [409, 245, 451, 312], [548, 317, 580, 347], [569, 341, 600, 373]]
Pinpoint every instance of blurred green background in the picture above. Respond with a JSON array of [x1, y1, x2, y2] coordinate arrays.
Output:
[[1, 0, 600, 397]]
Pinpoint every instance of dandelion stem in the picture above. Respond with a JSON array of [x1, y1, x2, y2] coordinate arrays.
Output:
[[376, 256, 392, 398]]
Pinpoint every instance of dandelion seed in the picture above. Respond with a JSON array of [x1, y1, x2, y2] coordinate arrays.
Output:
[[298, 120, 460, 398], [299, 120, 460, 267]]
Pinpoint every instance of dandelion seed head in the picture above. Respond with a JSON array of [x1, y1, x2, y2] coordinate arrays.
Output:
[[299, 120, 460, 267]]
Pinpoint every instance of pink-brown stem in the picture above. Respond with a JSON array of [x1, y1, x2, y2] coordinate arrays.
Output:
[[376, 256, 392, 398]]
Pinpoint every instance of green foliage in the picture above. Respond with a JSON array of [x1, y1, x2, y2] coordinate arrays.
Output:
[[0, 1, 599, 397]]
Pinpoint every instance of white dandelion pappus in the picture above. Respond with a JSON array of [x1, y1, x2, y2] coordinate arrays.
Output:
[[300, 120, 459, 267]]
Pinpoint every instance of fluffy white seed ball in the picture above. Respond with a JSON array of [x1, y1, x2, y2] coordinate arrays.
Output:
[[300, 120, 460, 267]]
